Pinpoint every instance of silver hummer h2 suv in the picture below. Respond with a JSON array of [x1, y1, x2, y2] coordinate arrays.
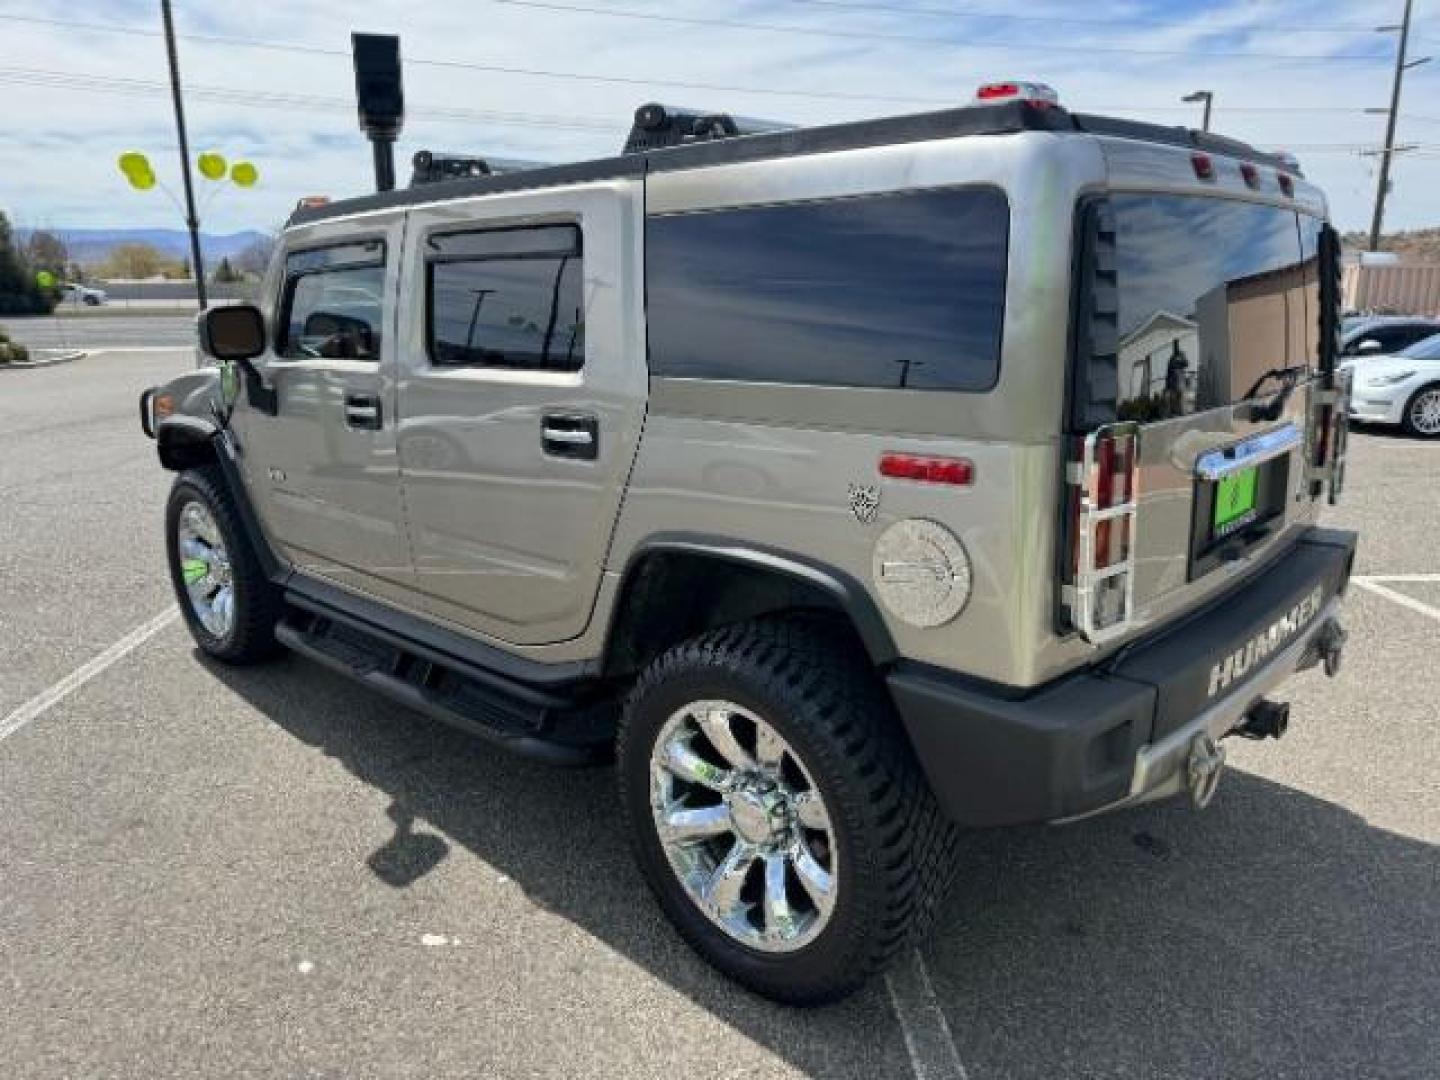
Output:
[[141, 82, 1357, 1004]]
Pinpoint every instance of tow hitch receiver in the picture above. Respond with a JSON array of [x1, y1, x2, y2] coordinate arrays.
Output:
[[1186, 733, 1226, 809], [1237, 698, 1290, 741]]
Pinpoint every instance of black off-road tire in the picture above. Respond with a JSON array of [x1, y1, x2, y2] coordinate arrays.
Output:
[[617, 616, 958, 1004], [165, 465, 284, 664]]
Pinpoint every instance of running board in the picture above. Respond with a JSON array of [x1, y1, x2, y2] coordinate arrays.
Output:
[[275, 611, 615, 766]]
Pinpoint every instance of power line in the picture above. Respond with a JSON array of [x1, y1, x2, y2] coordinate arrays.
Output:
[[0, 11, 946, 106], [0, 67, 625, 131], [743, 0, 1405, 36], [489, 0, 1396, 63]]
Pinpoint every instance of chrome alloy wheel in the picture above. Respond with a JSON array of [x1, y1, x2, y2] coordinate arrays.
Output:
[[649, 700, 838, 953], [1410, 388, 1440, 435], [176, 501, 235, 638]]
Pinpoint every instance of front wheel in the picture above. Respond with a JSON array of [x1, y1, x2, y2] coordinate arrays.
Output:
[[165, 465, 283, 664], [1402, 384, 1440, 438], [617, 618, 957, 1004]]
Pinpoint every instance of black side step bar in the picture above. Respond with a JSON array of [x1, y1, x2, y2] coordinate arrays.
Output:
[[275, 611, 615, 767]]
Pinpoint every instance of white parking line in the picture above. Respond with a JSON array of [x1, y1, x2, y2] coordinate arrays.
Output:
[[1352, 579, 1440, 623], [1354, 573, 1440, 583], [885, 949, 968, 1080], [0, 608, 178, 745]]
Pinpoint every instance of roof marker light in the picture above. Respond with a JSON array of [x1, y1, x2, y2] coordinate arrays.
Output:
[[974, 81, 1060, 108], [1191, 152, 1215, 181], [1240, 162, 1260, 189], [1278, 172, 1295, 196]]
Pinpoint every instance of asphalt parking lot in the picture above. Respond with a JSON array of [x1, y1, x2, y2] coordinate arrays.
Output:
[[1, 347, 1436, 1079]]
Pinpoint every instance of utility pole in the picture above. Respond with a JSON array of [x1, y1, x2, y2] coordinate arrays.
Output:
[[1369, 0, 1432, 252], [160, 0, 207, 309], [1182, 90, 1213, 132]]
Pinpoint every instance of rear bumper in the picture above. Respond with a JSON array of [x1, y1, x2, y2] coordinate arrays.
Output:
[[888, 526, 1358, 827]]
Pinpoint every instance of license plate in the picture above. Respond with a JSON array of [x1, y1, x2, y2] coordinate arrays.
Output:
[[1213, 466, 1259, 536]]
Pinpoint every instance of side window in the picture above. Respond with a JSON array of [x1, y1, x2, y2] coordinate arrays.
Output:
[[426, 224, 584, 371], [646, 187, 1010, 391], [278, 241, 387, 361]]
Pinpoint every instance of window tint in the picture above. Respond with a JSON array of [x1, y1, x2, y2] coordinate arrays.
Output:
[[1109, 195, 1312, 422], [427, 225, 584, 371], [279, 241, 386, 361], [646, 187, 1009, 390], [1400, 333, 1440, 360]]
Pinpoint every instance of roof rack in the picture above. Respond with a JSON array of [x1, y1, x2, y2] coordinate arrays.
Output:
[[623, 103, 794, 155]]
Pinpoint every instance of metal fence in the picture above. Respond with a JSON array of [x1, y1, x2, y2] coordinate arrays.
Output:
[[1343, 264, 1440, 316]]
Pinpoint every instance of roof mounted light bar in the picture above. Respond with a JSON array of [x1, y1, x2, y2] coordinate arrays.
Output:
[[623, 103, 795, 155]]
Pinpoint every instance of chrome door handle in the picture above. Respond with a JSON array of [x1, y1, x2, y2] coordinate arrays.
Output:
[[541, 414, 598, 460], [344, 394, 383, 430]]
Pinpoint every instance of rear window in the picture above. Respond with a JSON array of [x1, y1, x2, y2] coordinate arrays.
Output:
[[1098, 195, 1316, 424], [646, 186, 1009, 390]]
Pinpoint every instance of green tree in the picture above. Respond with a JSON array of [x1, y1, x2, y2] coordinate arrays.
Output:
[[24, 230, 68, 277], [213, 256, 241, 283], [0, 210, 53, 315]]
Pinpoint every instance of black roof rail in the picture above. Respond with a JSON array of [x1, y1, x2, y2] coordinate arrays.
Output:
[[287, 100, 1296, 228]]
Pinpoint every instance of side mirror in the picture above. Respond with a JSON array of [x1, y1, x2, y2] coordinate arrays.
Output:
[[198, 304, 266, 361], [1356, 339, 1383, 356]]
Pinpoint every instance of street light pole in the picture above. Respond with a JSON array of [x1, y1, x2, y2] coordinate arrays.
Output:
[[1369, 0, 1431, 251], [1183, 90, 1213, 132], [160, 0, 207, 309]]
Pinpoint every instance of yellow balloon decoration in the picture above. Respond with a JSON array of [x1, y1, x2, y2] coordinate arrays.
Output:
[[230, 161, 259, 188], [197, 151, 228, 180], [117, 150, 157, 191]]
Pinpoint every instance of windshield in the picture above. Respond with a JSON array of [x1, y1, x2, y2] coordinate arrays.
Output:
[[1398, 333, 1440, 361], [1108, 195, 1319, 423]]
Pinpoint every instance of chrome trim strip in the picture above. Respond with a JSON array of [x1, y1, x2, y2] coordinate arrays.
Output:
[[1194, 422, 1302, 481]]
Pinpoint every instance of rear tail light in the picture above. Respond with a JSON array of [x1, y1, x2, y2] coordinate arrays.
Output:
[[1064, 423, 1141, 643], [879, 453, 974, 486]]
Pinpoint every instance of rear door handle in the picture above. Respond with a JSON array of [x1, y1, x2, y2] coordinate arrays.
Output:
[[542, 413, 598, 460], [344, 394, 383, 430]]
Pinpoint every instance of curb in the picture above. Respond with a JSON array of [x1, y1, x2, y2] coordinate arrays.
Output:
[[0, 349, 87, 370]]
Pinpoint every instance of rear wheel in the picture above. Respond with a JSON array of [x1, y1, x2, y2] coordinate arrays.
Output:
[[165, 466, 283, 663], [617, 617, 957, 1004], [1402, 384, 1440, 438]]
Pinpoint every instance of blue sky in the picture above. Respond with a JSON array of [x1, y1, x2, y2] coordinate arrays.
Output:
[[1, 0, 1437, 236]]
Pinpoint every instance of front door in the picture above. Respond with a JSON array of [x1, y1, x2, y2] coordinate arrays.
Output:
[[395, 180, 646, 645], [232, 214, 412, 602]]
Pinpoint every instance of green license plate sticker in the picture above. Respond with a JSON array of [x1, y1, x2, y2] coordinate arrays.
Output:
[[1213, 466, 1259, 533]]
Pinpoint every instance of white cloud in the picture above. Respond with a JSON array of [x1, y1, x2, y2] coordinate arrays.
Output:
[[1, 0, 1437, 234]]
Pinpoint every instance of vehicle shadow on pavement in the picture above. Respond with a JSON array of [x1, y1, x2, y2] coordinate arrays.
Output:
[[206, 653, 1439, 1080]]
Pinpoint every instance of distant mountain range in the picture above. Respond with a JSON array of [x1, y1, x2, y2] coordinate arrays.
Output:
[[16, 228, 270, 266]]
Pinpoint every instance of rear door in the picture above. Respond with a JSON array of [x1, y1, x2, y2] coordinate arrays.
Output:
[[1069, 192, 1326, 627], [394, 180, 646, 645]]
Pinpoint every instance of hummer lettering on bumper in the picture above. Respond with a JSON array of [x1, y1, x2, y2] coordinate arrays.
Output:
[[1208, 585, 1324, 699]]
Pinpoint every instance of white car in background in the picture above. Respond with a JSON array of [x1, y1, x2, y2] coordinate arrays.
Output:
[[1345, 332, 1440, 437], [59, 282, 108, 306]]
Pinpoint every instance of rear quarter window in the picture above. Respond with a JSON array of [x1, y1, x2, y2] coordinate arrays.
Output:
[[646, 186, 1009, 391]]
